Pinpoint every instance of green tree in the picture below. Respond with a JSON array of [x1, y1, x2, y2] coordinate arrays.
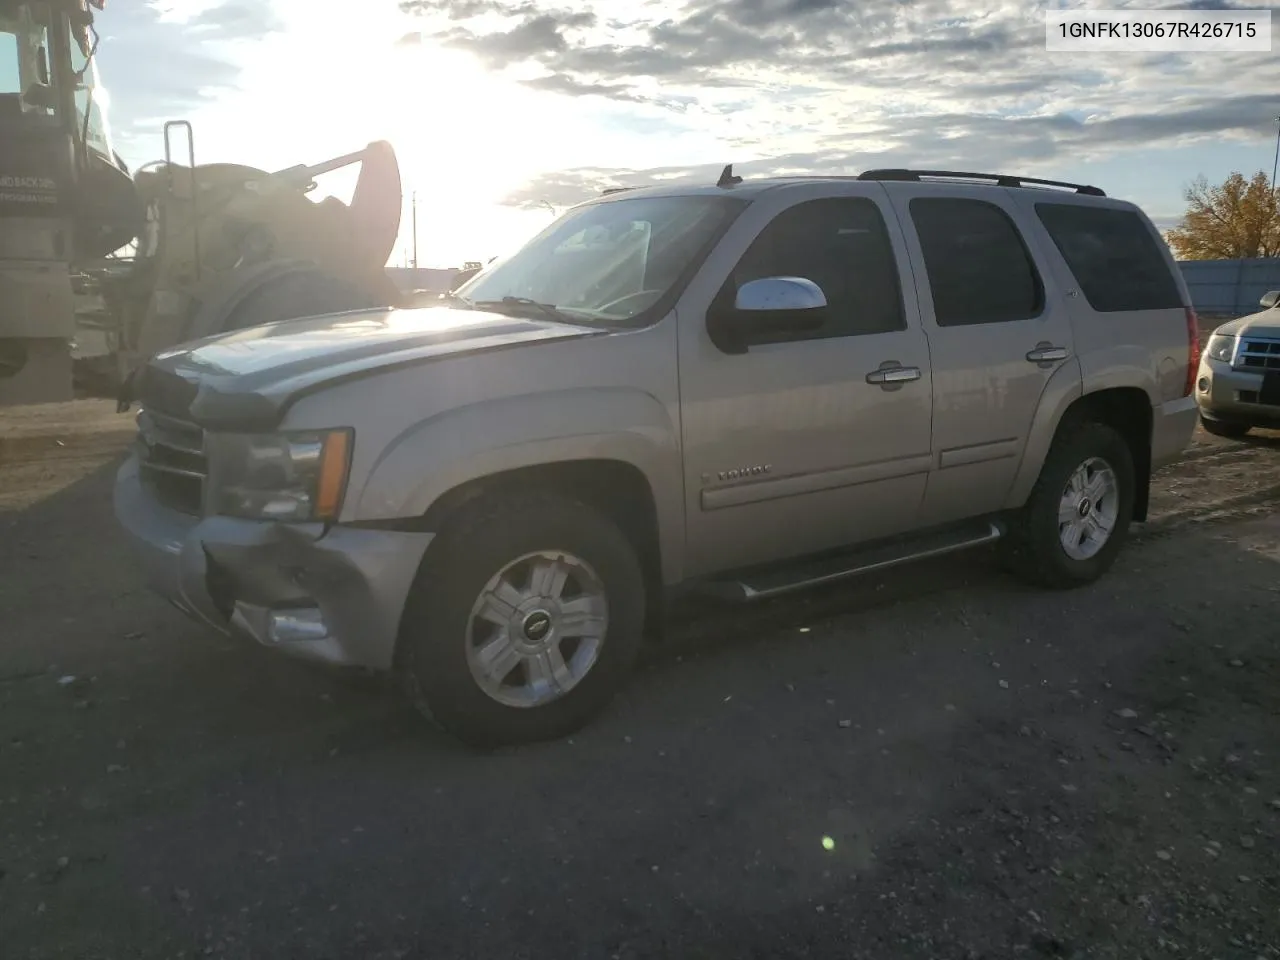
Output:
[[1166, 171, 1280, 260]]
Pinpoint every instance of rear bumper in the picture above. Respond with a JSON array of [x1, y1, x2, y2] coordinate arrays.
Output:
[[1195, 357, 1280, 427], [1151, 394, 1199, 469], [113, 455, 433, 670]]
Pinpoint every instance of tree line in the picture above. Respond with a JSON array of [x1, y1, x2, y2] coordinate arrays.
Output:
[[1166, 171, 1279, 261]]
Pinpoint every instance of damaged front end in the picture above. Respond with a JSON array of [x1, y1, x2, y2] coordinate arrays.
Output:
[[114, 423, 431, 670]]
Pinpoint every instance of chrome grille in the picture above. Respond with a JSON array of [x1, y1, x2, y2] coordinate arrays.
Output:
[[1235, 337, 1280, 372], [136, 408, 206, 515]]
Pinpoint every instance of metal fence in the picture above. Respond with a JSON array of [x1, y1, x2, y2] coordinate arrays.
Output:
[[1177, 258, 1280, 317]]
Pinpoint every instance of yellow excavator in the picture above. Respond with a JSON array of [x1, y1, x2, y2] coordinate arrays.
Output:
[[0, 0, 413, 406]]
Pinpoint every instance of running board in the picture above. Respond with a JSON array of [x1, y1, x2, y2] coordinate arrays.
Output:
[[695, 520, 1005, 602]]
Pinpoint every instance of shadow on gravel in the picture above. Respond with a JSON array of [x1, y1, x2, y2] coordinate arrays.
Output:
[[3, 495, 1278, 959], [1238, 432, 1280, 450]]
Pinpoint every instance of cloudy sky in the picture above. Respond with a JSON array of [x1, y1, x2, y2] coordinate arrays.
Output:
[[96, 0, 1279, 267]]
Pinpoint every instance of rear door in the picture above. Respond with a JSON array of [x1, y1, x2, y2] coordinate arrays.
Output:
[[883, 183, 1080, 526]]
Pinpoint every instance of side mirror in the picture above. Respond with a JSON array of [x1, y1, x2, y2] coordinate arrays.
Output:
[[708, 276, 827, 354], [734, 276, 828, 314], [1261, 290, 1279, 310]]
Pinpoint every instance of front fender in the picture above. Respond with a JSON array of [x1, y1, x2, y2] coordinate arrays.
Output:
[[352, 387, 686, 582]]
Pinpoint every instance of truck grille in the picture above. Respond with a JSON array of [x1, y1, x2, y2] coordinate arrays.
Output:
[[136, 409, 206, 515], [1235, 338, 1280, 372]]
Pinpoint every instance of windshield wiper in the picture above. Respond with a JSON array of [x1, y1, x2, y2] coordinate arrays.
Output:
[[472, 296, 574, 324]]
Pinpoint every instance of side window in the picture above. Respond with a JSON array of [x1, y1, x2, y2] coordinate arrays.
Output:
[[722, 196, 906, 343], [0, 34, 20, 94], [909, 198, 1043, 327], [1035, 203, 1182, 312]]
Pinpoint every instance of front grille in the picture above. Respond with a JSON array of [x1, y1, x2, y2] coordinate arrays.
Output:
[[1235, 337, 1280, 372], [136, 408, 206, 515]]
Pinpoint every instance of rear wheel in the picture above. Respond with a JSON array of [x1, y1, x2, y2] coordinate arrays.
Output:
[[398, 493, 646, 748], [1199, 415, 1251, 439], [1004, 420, 1135, 589], [219, 270, 386, 332]]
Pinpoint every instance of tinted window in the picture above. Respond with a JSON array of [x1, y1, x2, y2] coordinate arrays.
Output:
[[723, 197, 906, 342], [1035, 203, 1182, 312], [910, 198, 1043, 326]]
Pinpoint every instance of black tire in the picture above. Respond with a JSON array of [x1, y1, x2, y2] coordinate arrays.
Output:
[[1004, 420, 1136, 589], [398, 493, 647, 748], [220, 270, 386, 333], [1199, 415, 1251, 439]]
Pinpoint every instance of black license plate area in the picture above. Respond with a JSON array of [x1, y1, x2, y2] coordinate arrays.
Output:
[[1260, 372, 1280, 406]]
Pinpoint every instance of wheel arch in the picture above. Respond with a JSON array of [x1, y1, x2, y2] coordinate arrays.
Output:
[[1008, 385, 1154, 520], [183, 260, 392, 342], [394, 457, 669, 651]]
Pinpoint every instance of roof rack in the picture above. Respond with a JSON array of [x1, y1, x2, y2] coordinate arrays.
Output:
[[600, 186, 638, 195], [857, 169, 1106, 197]]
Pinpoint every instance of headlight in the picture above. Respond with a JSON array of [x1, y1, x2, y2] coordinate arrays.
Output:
[[206, 429, 352, 522], [1204, 333, 1237, 363]]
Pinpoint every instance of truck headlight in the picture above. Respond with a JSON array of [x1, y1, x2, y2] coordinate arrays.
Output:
[[206, 429, 352, 522], [1204, 333, 1237, 363]]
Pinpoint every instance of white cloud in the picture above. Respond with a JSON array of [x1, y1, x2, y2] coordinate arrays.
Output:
[[91, 0, 1280, 264]]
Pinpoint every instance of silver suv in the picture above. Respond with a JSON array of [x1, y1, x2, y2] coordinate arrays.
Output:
[[1195, 290, 1280, 437], [114, 168, 1199, 747]]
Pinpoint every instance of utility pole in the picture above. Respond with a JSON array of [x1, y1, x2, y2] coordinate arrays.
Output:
[[1272, 116, 1280, 194], [411, 191, 419, 270]]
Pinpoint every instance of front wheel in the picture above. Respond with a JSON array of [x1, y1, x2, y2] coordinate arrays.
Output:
[[398, 493, 646, 748], [219, 269, 387, 333], [1004, 421, 1135, 589]]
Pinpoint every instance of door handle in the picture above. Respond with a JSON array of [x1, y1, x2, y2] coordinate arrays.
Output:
[[1026, 344, 1069, 363], [866, 365, 922, 385]]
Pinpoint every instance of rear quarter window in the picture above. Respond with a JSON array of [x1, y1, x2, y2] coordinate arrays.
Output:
[[1035, 203, 1183, 312]]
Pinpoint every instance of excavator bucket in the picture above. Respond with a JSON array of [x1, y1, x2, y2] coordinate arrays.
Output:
[[348, 140, 402, 271]]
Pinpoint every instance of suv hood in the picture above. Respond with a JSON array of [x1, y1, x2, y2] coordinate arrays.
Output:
[[130, 305, 602, 430], [1210, 305, 1280, 340]]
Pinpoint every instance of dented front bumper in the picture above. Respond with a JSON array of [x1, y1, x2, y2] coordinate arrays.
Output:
[[113, 456, 433, 670]]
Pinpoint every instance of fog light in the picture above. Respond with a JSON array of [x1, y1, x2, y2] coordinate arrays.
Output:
[[267, 607, 330, 643], [1197, 377, 1209, 393]]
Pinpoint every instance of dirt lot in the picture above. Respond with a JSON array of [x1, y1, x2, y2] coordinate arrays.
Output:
[[2, 402, 1279, 960]]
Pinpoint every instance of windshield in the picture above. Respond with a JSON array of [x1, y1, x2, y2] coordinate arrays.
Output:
[[68, 18, 112, 159], [0, 2, 54, 120], [456, 194, 744, 323]]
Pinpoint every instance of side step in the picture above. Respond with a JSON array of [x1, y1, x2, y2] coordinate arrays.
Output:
[[695, 520, 1005, 602]]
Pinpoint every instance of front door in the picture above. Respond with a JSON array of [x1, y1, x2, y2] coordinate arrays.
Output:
[[677, 183, 934, 578], [883, 183, 1081, 526]]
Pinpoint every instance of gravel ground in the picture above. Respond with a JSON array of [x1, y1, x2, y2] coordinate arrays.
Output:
[[1, 405, 1278, 960]]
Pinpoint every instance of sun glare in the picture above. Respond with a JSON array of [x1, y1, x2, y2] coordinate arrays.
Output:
[[123, 3, 588, 266]]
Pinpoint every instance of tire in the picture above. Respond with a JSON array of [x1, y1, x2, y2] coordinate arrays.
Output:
[[398, 493, 647, 748], [219, 270, 386, 333], [1199, 415, 1251, 439], [1004, 420, 1136, 589]]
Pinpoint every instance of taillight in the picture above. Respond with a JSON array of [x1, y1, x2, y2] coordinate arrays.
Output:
[[1184, 306, 1200, 396]]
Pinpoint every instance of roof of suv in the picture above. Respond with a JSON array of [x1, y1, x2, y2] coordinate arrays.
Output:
[[588, 167, 1115, 206]]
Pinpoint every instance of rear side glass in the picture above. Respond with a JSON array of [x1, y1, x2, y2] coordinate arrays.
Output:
[[909, 198, 1044, 327], [1035, 203, 1183, 312]]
